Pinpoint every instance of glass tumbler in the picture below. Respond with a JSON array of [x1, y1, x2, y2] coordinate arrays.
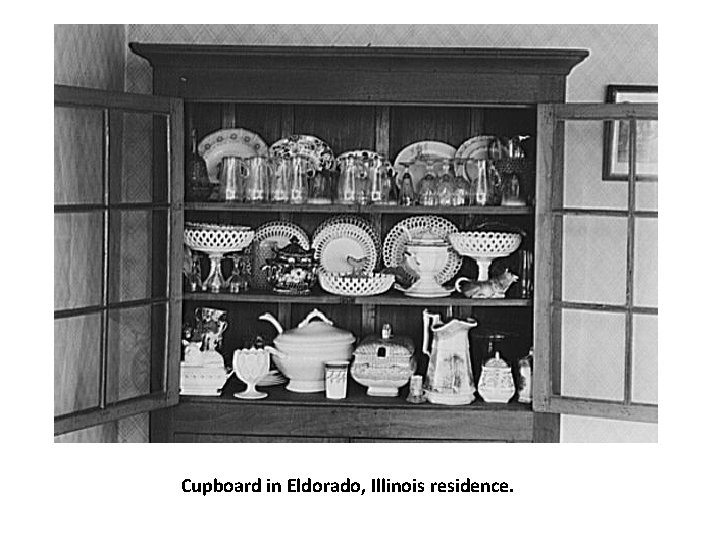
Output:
[[325, 362, 349, 399]]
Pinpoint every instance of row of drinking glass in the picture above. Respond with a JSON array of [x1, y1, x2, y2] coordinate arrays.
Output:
[[189, 153, 527, 206]]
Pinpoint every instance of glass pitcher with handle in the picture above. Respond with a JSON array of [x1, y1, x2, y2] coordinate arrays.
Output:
[[337, 154, 360, 205], [217, 156, 248, 202], [244, 156, 273, 203]]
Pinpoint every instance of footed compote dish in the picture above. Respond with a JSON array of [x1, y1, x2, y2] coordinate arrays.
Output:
[[184, 222, 255, 293], [232, 347, 271, 400], [447, 230, 521, 281], [396, 231, 453, 298]]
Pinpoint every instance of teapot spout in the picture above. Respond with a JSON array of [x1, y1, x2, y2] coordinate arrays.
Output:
[[259, 312, 284, 334]]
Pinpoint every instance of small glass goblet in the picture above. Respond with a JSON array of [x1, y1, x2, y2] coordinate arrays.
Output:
[[232, 348, 270, 400]]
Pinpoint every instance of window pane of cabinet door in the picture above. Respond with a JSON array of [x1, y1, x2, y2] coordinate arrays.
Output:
[[54, 85, 184, 436], [533, 103, 658, 423]]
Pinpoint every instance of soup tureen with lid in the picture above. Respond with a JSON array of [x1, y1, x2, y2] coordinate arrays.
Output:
[[259, 309, 355, 392]]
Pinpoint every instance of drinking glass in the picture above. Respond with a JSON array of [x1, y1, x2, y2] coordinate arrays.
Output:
[[417, 161, 438, 206], [436, 159, 455, 206]]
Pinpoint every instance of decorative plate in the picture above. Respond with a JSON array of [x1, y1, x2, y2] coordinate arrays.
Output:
[[455, 135, 506, 182], [312, 216, 379, 274], [382, 215, 462, 285], [199, 128, 269, 183], [251, 221, 310, 290], [269, 134, 335, 171], [393, 141, 457, 190]]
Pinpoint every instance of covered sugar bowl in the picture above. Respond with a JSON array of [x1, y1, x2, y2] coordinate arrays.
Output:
[[262, 236, 318, 295], [351, 324, 416, 396], [477, 351, 516, 403]]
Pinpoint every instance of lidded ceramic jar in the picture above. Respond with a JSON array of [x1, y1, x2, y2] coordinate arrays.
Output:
[[262, 237, 318, 295], [351, 324, 416, 397], [259, 309, 355, 392], [477, 351, 516, 403]]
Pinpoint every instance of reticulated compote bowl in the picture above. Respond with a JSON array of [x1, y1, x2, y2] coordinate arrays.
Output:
[[184, 222, 255, 293], [447, 231, 521, 280]]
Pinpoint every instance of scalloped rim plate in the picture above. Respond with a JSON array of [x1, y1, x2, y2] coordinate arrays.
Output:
[[313, 229, 377, 274], [199, 128, 269, 183]]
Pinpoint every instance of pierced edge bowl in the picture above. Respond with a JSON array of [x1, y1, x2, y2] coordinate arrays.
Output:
[[319, 271, 395, 297], [447, 231, 522, 258], [184, 224, 255, 254]]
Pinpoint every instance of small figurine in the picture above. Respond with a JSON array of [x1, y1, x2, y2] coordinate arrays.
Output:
[[454, 269, 518, 299], [346, 255, 369, 276]]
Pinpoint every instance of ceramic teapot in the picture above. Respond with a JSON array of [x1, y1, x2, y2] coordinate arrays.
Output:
[[262, 237, 318, 295]]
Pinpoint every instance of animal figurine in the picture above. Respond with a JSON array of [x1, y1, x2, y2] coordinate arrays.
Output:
[[454, 269, 518, 299], [346, 255, 369, 276]]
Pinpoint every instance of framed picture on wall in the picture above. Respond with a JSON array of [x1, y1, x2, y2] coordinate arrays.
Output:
[[602, 84, 658, 181]]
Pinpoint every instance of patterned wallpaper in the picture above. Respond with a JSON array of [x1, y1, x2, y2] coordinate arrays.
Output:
[[55, 24, 126, 91], [126, 24, 658, 99]]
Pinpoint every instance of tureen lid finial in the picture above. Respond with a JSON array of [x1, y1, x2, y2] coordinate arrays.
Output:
[[381, 324, 393, 340]]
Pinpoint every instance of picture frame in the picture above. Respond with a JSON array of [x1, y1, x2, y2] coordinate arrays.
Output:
[[602, 84, 658, 181]]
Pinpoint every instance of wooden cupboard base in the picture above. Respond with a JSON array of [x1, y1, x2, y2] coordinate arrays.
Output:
[[151, 390, 559, 443]]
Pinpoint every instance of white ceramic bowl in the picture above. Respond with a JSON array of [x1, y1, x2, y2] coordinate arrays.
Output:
[[319, 272, 395, 296], [184, 222, 255, 254], [268, 344, 354, 393], [447, 231, 522, 258]]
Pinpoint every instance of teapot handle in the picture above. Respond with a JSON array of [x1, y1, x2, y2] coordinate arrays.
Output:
[[299, 308, 334, 328]]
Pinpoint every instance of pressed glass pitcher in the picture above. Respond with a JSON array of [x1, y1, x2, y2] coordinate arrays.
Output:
[[244, 156, 273, 203], [273, 155, 315, 204], [337, 155, 360, 204], [217, 156, 248, 201]]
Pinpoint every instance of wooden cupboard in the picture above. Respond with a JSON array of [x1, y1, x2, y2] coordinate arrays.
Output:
[[54, 44, 657, 442]]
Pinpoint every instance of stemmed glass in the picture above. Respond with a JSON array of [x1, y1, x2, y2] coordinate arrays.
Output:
[[232, 348, 270, 400], [398, 164, 415, 206], [417, 161, 438, 206], [188, 253, 203, 292], [436, 159, 455, 206], [227, 253, 250, 293]]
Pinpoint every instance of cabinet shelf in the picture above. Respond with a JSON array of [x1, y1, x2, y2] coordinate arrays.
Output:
[[185, 202, 534, 215], [184, 289, 532, 307], [200, 378, 532, 412]]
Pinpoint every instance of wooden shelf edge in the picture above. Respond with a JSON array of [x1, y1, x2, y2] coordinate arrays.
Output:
[[180, 393, 533, 412], [185, 202, 534, 215], [184, 290, 532, 307]]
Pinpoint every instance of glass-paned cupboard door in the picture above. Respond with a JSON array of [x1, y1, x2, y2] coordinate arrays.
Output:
[[534, 103, 658, 423], [54, 85, 184, 436]]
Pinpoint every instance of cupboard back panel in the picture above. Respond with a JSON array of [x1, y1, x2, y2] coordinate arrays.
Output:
[[234, 103, 284, 143], [293, 105, 376, 154], [187, 103, 223, 143], [389, 106, 470, 160]]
